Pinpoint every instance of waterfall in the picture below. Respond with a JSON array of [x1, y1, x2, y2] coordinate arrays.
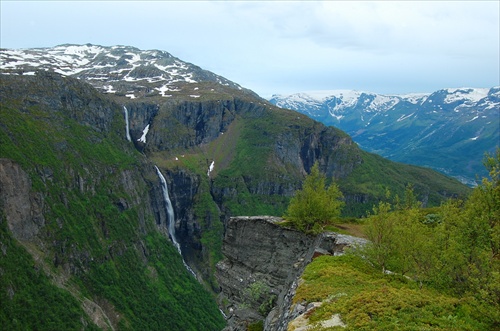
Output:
[[155, 166, 181, 253], [123, 106, 132, 142], [207, 160, 215, 176], [154, 166, 196, 277]]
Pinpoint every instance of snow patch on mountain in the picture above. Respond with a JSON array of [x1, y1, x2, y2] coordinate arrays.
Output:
[[397, 112, 415, 122], [138, 124, 150, 143], [444, 88, 490, 104], [0, 44, 242, 97], [368, 94, 400, 112], [269, 87, 499, 185], [398, 93, 428, 104]]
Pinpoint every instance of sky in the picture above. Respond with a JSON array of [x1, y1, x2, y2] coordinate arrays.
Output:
[[1, 1, 499, 98]]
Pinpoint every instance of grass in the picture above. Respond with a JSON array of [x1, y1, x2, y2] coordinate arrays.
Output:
[[293, 254, 495, 331], [327, 222, 367, 238]]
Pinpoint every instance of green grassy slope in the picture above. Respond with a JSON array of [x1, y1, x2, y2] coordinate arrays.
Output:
[[293, 255, 495, 331]]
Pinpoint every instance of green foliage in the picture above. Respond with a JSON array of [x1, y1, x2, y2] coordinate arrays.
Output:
[[295, 255, 496, 331], [339, 151, 471, 217], [241, 280, 277, 321], [355, 151, 500, 327], [431, 149, 500, 304], [0, 92, 225, 330], [0, 220, 100, 330], [244, 280, 269, 302], [284, 161, 344, 234], [247, 320, 264, 331], [83, 232, 225, 331], [363, 197, 395, 273], [194, 178, 224, 287]]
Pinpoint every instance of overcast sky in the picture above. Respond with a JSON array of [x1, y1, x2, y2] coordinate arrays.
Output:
[[1, 1, 499, 97]]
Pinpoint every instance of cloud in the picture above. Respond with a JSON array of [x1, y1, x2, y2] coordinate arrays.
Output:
[[1, 1, 498, 96], [211, 1, 499, 95], [247, 1, 499, 58]]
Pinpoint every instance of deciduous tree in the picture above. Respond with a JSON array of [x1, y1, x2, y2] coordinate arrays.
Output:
[[283, 161, 344, 234]]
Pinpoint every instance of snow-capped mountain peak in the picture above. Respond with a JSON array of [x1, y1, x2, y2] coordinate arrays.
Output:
[[1, 44, 242, 99], [442, 87, 490, 104], [271, 87, 498, 116], [269, 87, 499, 186]]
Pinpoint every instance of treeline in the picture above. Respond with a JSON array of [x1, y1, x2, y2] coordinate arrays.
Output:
[[361, 149, 499, 322]]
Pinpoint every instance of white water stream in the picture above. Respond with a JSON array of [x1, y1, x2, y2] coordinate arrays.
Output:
[[123, 106, 132, 142], [154, 166, 196, 277], [155, 166, 227, 319]]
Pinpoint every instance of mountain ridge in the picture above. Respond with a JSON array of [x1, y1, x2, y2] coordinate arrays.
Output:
[[0, 43, 252, 99], [270, 87, 500, 185]]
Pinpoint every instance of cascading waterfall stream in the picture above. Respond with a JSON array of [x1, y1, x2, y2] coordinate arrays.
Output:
[[155, 166, 196, 277], [123, 106, 132, 142]]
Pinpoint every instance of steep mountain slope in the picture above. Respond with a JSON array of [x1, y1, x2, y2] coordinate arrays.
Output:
[[0, 44, 472, 329], [0, 72, 225, 330], [270, 88, 500, 185]]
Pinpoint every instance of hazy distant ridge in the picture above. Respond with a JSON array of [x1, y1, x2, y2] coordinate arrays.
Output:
[[270, 87, 500, 185]]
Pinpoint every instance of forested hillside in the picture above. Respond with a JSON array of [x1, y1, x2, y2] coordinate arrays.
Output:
[[0, 72, 225, 330]]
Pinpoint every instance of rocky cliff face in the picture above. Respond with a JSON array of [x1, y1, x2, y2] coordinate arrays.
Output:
[[143, 96, 267, 153], [102, 80, 468, 290], [1, 71, 117, 133], [0, 157, 173, 329], [116, 91, 365, 283], [216, 216, 367, 330], [0, 159, 45, 242], [0, 73, 225, 330]]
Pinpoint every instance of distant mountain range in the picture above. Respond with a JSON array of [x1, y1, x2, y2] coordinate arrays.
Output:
[[270, 88, 500, 185]]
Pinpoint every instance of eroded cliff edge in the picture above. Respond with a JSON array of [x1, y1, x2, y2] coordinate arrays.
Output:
[[216, 216, 367, 331]]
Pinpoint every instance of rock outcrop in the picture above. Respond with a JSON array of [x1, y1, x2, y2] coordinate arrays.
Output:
[[144, 97, 265, 153], [0, 158, 45, 241], [216, 216, 367, 331], [0, 71, 116, 134]]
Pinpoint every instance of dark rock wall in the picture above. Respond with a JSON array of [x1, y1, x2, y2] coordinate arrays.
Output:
[[124, 101, 159, 147], [0, 158, 45, 241], [144, 97, 267, 152], [0, 72, 116, 133], [165, 168, 204, 271], [216, 216, 367, 331]]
